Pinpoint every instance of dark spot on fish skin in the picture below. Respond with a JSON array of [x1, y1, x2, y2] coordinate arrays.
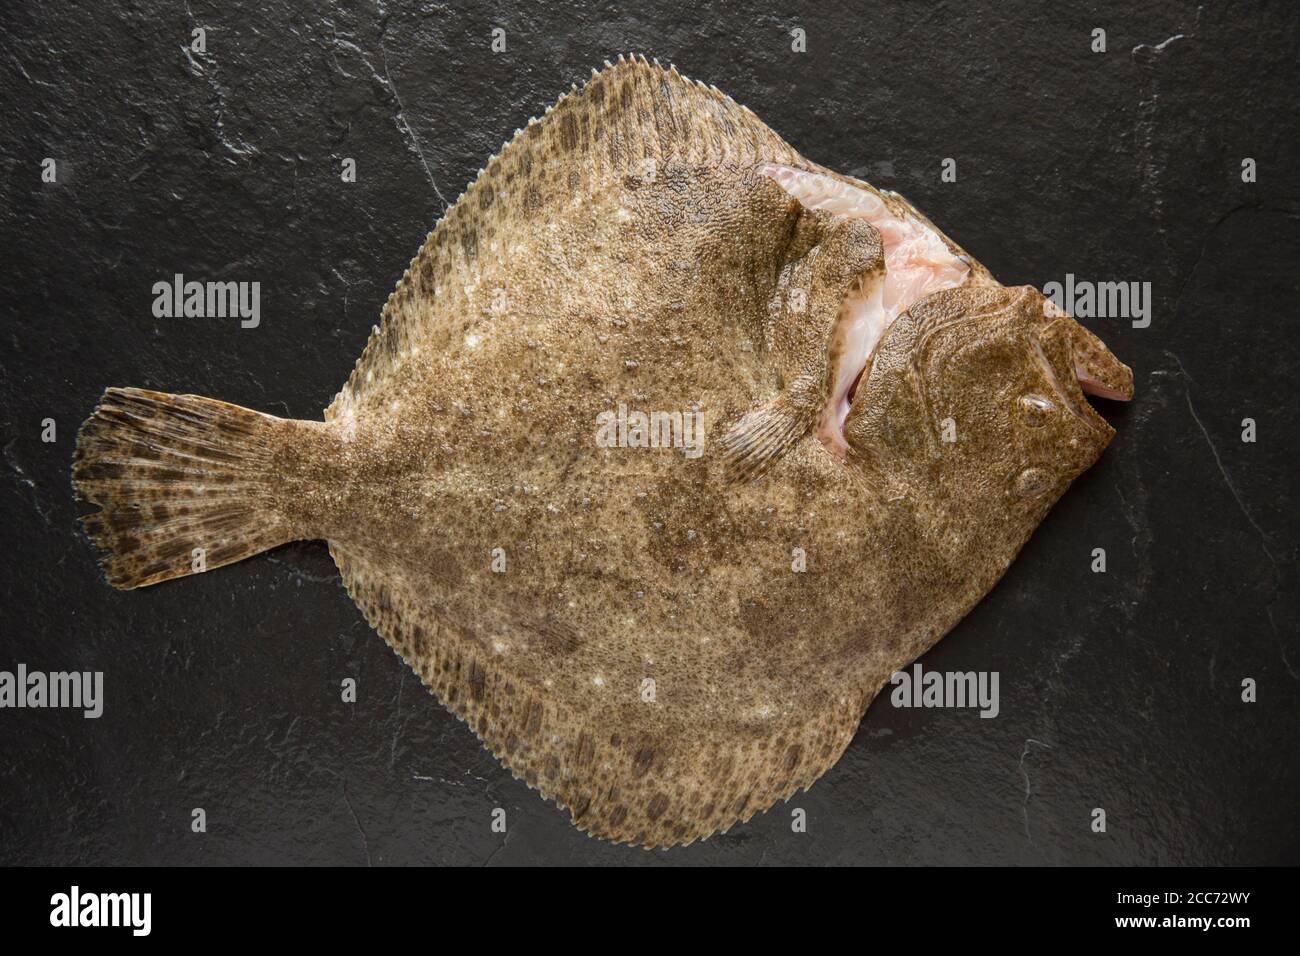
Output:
[[608, 805, 628, 827], [783, 744, 802, 773], [632, 746, 655, 777], [646, 793, 670, 821], [411, 624, 429, 655], [138, 561, 168, 580], [520, 698, 544, 737], [81, 461, 124, 480], [468, 661, 487, 701], [461, 228, 477, 262], [711, 754, 735, 780], [736, 597, 790, 651], [102, 510, 136, 532], [207, 544, 238, 565], [559, 112, 578, 151]]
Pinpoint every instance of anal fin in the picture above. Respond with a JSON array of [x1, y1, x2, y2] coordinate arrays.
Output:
[[330, 542, 871, 848]]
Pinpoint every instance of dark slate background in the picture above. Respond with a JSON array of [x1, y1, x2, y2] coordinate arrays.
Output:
[[1, 0, 1296, 866]]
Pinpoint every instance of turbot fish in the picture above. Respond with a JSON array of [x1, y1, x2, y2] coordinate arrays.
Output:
[[73, 56, 1133, 847]]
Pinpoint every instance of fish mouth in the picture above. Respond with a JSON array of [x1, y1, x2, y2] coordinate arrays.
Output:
[[1078, 376, 1132, 402], [1040, 303, 1134, 425], [1030, 333, 1108, 434], [1073, 350, 1134, 403]]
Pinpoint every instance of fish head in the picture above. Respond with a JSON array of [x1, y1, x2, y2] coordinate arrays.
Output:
[[842, 283, 1132, 527]]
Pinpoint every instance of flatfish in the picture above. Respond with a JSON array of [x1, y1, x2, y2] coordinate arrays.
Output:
[[73, 56, 1132, 847]]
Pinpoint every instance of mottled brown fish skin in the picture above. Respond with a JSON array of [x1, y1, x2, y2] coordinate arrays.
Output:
[[73, 56, 1132, 848]]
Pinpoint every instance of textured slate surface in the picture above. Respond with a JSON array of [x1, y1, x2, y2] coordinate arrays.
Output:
[[1, 0, 1296, 865]]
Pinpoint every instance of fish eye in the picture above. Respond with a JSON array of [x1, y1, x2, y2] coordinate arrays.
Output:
[[1018, 393, 1055, 426], [1013, 467, 1050, 498]]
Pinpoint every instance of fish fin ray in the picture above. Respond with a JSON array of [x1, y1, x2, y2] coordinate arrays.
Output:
[[719, 393, 814, 481], [73, 387, 296, 589]]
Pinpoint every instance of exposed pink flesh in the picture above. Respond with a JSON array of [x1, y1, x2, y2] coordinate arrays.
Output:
[[816, 276, 885, 459], [760, 165, 970, 457], [1077, 373, 1132, 402]]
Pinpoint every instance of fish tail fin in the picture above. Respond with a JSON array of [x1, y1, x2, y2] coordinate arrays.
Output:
[[73, 387, 303, 589]]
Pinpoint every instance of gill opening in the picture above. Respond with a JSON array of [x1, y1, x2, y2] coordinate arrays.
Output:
[[759, 165, 971, 459]]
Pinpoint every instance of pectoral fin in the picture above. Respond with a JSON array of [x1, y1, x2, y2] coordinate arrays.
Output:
[[719, 380, 818, 482]]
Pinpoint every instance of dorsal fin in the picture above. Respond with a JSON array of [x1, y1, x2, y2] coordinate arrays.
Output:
[[326, 57, 803, 420]]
